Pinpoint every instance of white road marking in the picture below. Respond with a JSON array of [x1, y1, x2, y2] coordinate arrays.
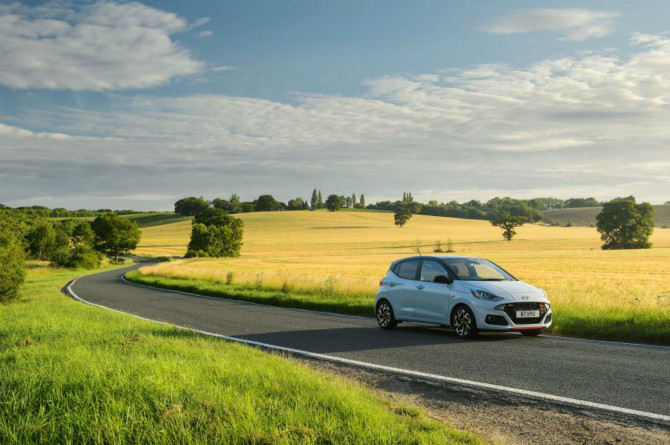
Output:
[[65, 269, 670, 425]]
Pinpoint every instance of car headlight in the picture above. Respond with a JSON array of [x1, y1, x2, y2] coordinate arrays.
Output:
[[470, 289, 504, 302]]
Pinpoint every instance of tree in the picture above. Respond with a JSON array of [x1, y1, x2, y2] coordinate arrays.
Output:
[[51, 245, 101, 269], [325, 194, 343, 212], [72, 221, 95, 247], [351, 194, 357, 208], [25, 220, 56, 260], [310, 189, 318, 210], [317, 191, 323, 208], [394, 206, 412, 228], [287, 197, 306, 210], [255, 195, 280, 212], [360, 194, 366, 208], [229, 194, 241, 213], [490, 211, 527, 241], [211, 198, 231, 211], [186, 208, 243, 258], [174, 196, 209, 216], [0, 217, 25, 302], [91, 213, 141, 262], [596, 197, 654, 250]]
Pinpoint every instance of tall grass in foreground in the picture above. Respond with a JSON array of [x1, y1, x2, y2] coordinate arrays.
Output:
[[0, 266, 481, 444]]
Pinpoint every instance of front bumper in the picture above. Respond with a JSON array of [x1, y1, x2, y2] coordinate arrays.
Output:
[[475, 301, 553, 331]]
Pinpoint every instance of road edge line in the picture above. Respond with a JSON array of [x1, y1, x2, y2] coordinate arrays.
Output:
[[64, 274, 670, 426]]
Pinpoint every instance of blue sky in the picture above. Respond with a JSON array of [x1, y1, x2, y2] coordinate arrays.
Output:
[[1, 1, 669, 209]]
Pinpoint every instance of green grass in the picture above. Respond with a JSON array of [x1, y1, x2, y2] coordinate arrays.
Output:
[[542, 205, 670, 227], [126, 272, 374, 316], [121, 212, 192, 228], [48, 212, 190, 228], [0, 267, 481, 444], [126, 272, 670, 346]]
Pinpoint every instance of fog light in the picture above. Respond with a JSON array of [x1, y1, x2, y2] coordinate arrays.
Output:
[[485, 314, 508, 326], [545, 313, 552, 324]]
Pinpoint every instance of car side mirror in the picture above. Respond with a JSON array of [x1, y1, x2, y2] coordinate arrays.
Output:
[[433, 275, 453, 285]]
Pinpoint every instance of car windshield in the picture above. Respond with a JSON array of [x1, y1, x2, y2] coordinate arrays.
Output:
[[443, 259, 515, 281]]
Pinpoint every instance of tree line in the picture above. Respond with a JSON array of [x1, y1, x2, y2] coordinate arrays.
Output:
[[173, 191, 367, 216], [0, 204, 146, 219]]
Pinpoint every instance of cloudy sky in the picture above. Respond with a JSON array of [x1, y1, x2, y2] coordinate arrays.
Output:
[[1, 1, 669, 209]]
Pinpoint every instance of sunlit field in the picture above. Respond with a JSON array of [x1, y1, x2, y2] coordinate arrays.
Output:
[[134, 210, 670, 343]]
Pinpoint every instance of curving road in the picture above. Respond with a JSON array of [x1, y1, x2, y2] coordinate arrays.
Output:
[[70, 260, 670, 420]]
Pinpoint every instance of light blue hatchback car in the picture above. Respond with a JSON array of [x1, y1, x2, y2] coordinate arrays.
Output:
[[375, 256, 552, 338]]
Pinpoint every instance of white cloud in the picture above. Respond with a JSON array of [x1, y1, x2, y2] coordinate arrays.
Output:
[[198, 30, 213, 37], [483, 8, 621, 41], [0, 2, 203, 90], [2, 34, 670, 207], [210, 65, 235, 72]]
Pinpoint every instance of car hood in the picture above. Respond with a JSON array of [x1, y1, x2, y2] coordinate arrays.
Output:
[[468, 280, 548, 302]]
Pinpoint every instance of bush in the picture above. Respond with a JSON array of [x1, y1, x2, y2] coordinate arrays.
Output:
[[50, 245, 102, 269], [0, 222, 25, 303]]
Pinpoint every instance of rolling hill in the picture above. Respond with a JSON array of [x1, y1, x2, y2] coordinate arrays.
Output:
[[542, 205, 670, 227]]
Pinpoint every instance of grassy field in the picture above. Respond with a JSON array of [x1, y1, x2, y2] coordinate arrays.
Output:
[[0, 264, 480, 444], [121, 212, 192, 228], [49, 212, 190, 228], [542, 205, 670, 227], [132, 210, 670, 344]]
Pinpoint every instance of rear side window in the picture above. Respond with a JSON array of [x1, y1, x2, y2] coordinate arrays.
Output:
[[394, 260, 420, 280]]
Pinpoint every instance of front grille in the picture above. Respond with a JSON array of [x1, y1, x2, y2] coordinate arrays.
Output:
[[501, 302, 547, 325]]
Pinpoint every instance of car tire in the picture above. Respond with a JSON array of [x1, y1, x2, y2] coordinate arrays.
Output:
[[451, 305, 478, 339], [376, 300, 398, 330], [520, 330, 543, 337]]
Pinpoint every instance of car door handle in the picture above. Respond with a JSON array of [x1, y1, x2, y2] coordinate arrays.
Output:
[[416, 285, 424, 290], [388, 282, 398, 287]]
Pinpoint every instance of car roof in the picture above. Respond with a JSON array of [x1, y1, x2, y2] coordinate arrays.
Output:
[[390, 255, 483, 265]]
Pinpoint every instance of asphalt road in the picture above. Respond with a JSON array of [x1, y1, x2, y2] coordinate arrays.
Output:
[[70, 261, 670, 418]]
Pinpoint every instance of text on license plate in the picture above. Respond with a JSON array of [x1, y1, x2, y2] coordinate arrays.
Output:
[[516, 310, 540, 318]]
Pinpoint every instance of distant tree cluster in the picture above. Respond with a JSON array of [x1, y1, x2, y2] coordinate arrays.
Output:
[[174, 190, 367, 217], [0, 205, 144, 219]]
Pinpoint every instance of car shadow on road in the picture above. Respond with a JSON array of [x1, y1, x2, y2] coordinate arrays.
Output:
[[234, 324, 522, 354]]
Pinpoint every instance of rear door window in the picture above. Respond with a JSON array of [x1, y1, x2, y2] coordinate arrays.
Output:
[[394, 260, 420, 280]]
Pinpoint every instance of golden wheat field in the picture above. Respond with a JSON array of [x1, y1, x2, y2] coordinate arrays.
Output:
[[135, 210, 670, 320]]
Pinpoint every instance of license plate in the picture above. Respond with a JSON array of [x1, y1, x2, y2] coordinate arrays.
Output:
[[516, 310, 540, 318]]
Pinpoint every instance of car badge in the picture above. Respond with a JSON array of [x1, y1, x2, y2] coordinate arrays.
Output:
[[522, 295, 529, 300]]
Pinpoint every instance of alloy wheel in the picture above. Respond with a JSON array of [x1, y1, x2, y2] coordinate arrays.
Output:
[[377, 302, 392, 328], [453, 308, 473, 337]]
